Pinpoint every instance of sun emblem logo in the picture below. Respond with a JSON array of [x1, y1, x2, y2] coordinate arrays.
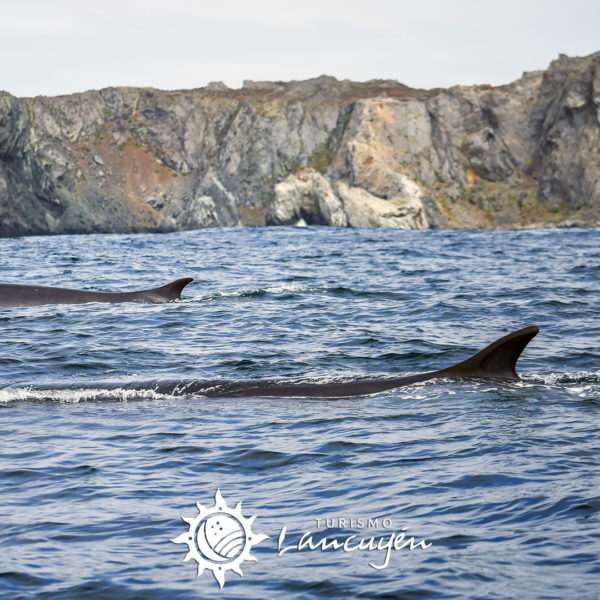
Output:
[[171, 489, 269, 589]]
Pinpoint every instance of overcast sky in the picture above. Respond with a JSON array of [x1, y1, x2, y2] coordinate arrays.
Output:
[[1, 0, 599, 97]]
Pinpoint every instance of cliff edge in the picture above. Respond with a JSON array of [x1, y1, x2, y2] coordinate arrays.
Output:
[[1, 52, 599, 236]]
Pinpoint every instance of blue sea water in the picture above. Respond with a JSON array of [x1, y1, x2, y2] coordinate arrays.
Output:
[[0, 226, 599, 599]]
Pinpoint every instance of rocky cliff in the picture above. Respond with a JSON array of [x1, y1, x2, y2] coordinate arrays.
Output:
[[1, 52, 599, 237]]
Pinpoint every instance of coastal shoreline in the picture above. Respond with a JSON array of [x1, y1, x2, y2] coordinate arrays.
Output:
[[1, 52, 599, 237]]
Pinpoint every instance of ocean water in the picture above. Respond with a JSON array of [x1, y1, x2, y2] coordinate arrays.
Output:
[[0, 226, 599, 599]]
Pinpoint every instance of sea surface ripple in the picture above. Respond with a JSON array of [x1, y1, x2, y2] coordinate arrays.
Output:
[[1, 227, 599, 599]]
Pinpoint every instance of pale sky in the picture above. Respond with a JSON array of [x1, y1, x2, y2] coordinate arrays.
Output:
[[1, 0, 599, 97]]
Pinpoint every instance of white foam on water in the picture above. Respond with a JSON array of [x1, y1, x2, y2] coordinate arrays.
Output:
[[264, 282, 307, 294], [0, 386, 178, 404], [525, 370, 600, 386], [181, 281, 309, 302]]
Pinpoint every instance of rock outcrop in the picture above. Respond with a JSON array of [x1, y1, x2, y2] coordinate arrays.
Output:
[[1, 53, 599, 237]]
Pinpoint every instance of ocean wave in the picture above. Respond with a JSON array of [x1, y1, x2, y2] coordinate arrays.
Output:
[[180, 282, 308, 302], [180, 283, 414, 303], [524, 370, 600, 386], [0, 386, 179, 404]]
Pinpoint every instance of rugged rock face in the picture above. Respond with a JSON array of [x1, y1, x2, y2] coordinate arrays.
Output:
[[1, 52, 599, 237]]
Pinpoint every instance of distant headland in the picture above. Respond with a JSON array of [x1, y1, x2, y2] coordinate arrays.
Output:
[[1, 51, 599, 236]]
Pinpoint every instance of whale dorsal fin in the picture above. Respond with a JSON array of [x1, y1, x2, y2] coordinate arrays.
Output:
[[153, 277, 194, 301], [439, 326, 539, 380]]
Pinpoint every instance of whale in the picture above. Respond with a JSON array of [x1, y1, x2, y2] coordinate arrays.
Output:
[[35, 326, 539, 399], [0, 278, 193, 308]]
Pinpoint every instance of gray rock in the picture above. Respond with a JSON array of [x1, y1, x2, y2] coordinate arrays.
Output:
[[461, 128, 514, 181], [267, 170, 347, 226], [336, 181, 429, 229], [161, 169, 239, 231], [205, 81, 230, 92]]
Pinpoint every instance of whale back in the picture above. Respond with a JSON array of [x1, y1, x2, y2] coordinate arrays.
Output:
[[17, 325, 540, 398], [127, 278, 194, 303], [0, 277, 193, 307]]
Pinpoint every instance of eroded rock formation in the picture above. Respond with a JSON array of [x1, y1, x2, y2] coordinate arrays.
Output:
[[1, 52, 599, 236]]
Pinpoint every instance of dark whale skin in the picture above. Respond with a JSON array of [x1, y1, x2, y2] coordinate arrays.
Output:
[[39, 327, 539, 399], [0, 278, 193, 308]]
